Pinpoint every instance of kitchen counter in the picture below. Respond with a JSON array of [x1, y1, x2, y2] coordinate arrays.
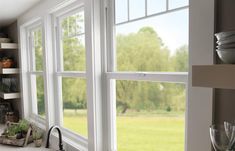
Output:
[[0, 143, 53, 151], [0, 125, 54, 151]]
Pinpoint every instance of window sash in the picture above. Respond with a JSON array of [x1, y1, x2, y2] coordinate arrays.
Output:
[[53, 5, 88, 141], [26, 22, 47, 119], [105, 0, 189, 150], [28, 25, 44, 72], [55, 8, 86, 72]]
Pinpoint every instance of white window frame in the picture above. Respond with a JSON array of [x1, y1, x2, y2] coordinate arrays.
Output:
[[23, 20, 47, 128], [52, 3, 88, 147], [103, 0, 188, 150]]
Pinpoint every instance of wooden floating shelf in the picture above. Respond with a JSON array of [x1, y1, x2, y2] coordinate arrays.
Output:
[[0, 92, 20, 100], [0, 68, 19, 74], [192, 64, 235, 89], [0, 43, 18, 49]]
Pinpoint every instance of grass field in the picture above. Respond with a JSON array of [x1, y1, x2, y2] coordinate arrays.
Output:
[[63, 110, 185, 151]]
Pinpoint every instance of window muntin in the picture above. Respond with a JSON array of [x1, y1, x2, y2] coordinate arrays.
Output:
[[28, 25, 46, 119]]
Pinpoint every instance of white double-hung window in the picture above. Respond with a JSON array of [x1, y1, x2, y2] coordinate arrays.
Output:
[[104, 0, 189, 150], [21, 1, 89, 149], [53, 5, 88, 138], [26, 22, 46, 121]]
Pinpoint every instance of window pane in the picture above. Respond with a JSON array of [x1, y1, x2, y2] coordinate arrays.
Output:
[[61, 11, 86, 71], [169, 0, 189, 10], [36, 76, 45, 117], [115, 0, 128, 24], [61, 11, 84, 37], [129, 0, 145, 20], [116, 80, 185, 151], [62, 35, 86, 71], [32, 75, 45, 118], [147, 0, 166, 15], [32, 27, 43, 71], [62, 78, 87, 137], [116, 9, 188, 72]]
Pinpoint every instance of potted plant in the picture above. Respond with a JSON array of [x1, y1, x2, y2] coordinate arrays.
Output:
[[7, 124, 18, 139], [32, 128, 43, 147]]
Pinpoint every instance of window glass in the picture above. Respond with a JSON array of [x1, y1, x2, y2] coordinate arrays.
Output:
[[147, 0, 166, 15], [31, 75, 45, 118], [129, 0, 145, 20], [169, 0, 189, 10], [32, 27, 43, 71], [115, 9, 188, 72], [62, 78, 87, 137], [36, 75, 45, 117], [62, 11, 85, 37], [115, 0, 128, 24], [116, 80, 185, 151], [61, 11, 86, 71]]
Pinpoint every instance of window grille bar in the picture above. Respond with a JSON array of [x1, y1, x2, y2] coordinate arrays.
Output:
[[116, 5, 188, 26], [145, 0, 148, 17], [166, 0, 169, 11], [127, 0, 130, 21]]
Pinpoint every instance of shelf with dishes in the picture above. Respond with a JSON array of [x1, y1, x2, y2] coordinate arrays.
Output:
[[0, 76, 20, 100], [0, 68, 19, 74], [0, 57, 19, 74], [0, 43, 18, 50], [0, 92, 20, 100], [0, 38, 18, 50]]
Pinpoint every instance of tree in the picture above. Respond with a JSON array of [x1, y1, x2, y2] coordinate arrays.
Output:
[[171, 45, 188, 72], [116, 27, 188, 113]]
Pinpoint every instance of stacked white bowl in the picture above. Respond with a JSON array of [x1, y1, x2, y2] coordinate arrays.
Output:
[[215, 31, 235, 64], [0, 33, 10, 43]]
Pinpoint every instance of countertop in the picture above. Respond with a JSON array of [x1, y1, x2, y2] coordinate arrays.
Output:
[[0, 143, 54, 151]]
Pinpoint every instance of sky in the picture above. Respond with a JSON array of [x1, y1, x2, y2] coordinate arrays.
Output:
[[115, 0, 189, 55]]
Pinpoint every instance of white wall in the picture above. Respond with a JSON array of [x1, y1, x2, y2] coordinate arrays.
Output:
[[18, 0, 68, 26], [187, 0, 215, 151]]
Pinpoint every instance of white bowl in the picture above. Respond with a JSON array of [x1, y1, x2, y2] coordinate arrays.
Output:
[[0, 38, 10, 43], [215, 31, 235, 40], [217, 43, 235, 49], [216, 49, 235, 64], [217, 37, 235, 45]]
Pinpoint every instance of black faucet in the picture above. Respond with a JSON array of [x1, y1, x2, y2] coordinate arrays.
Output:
[[46, 125, 65, 151]]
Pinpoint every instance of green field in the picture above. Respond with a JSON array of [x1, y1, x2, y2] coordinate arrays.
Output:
[[63, 110, 185, 151]]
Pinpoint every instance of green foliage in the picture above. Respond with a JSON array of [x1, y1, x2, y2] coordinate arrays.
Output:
[[172, 45, 188, 71], [6, 120, 30, 137], [116, 27, 188, 113], [32, 129, 43, 140], [7, 124, 19, 136], [18, 119, 30, 132], [63, 110, 185, 151]]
